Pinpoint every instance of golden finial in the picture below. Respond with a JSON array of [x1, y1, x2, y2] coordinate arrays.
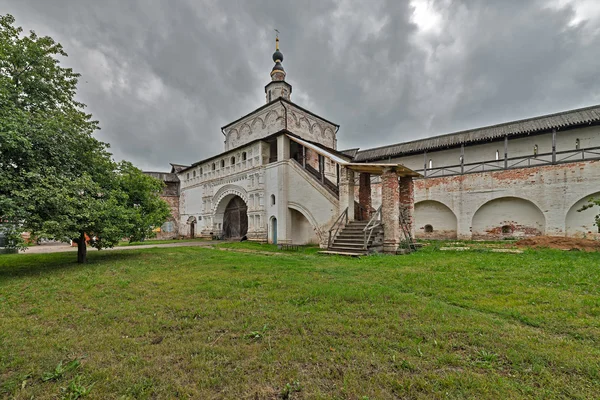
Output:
[[274, 29, 280, 50]]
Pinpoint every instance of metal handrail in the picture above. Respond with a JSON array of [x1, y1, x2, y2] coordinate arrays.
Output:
[[363, 205, 382, 250], [414, 145, 600, 178], [328, 207, 348, 248]]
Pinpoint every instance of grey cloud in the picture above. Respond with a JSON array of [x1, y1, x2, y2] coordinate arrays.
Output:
[[2, 0, 599, 170]]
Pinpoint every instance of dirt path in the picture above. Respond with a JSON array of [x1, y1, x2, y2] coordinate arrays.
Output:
[[20, 241, 218, 254]]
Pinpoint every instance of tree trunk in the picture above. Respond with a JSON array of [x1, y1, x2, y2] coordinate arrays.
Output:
[[77, 231, 87, 263]]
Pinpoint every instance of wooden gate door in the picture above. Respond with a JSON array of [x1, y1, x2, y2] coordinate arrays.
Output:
[[223, 196, 248, 239]]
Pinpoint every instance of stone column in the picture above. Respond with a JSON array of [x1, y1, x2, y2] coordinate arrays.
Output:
[[381, 168, 400, 253], [277, 134, 290, 161], [399, 176, 415, 237], [359, 173, 372, 220], [338, 167, 355, 221]]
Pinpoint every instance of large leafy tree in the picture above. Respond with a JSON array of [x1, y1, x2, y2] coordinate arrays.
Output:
[[0, 14, 170, 262]]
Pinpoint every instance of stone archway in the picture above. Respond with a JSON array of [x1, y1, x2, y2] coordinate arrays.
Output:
[[472, 197, 545, 239], [222, 196, 248, 239], [566, 192, 600, 238], [414, 200, 457, 239]]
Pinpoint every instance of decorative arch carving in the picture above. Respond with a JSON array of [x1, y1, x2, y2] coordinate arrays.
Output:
[[212, 184, 249, 214], [264, 110, 279, 126], [250, 116, 265, 130], [239, 123, 251, 137]]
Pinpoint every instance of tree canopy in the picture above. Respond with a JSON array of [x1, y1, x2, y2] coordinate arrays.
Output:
[[0, 14, 170, 262]]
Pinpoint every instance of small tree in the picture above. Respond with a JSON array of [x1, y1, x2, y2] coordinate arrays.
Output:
[[0, 14, 170, 262], [578, 198, 600, 233]]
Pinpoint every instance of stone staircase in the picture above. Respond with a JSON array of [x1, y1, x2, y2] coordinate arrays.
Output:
[[321, 220, 383, 256]]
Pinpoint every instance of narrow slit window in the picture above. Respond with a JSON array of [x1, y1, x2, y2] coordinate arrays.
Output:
[[220, 160, 225, 168], [242, 152, 247, 161], [231, 156, 236, 165], [576, 138, 580, 150], [193, 170, 196, 178], [212, 163, 216, 171], [270, 194, 276, 205]]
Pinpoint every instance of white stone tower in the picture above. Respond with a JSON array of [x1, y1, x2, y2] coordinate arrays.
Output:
[[265, 35, 292, 103]]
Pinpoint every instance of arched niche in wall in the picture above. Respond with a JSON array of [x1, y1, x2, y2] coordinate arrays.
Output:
[[565, 191, 600, 239], [472, 197, 545, 239], [414, 200, 457, 239]]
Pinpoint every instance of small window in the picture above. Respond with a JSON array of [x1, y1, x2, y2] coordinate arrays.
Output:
[[428, 159, 433, 169], [424, 224, 433, 233], [212, 163, 216, 171], [533, 144, 538, 157], [220, 160, 225, 168], [231, 156, 236, 165], [242, 152, 247, 161], [495, 150, 500, 161], [576, 138, 580, 150], [268, 90, 272, 102], [271, 194, 276, 205], [186, 173, 190, 180], [501, 225, 513, 234], [193, 170, 196, 178], [200, 167, 203, 175]]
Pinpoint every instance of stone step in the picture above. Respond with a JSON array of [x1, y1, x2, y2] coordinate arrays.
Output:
[[328, 245, 367, 252], [318, 250, 366, 257], [333, 241, 368, 248]]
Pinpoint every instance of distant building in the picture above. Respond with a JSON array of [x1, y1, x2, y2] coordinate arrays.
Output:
[[148, 38, 600, 251]]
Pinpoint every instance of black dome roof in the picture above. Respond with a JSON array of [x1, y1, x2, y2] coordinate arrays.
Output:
[[272, 50, 284, 63]]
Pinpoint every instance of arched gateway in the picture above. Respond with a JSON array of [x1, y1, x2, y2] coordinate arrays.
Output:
[[223, 196, 248, 239]]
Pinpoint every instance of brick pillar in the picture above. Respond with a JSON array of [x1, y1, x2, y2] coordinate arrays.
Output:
[[381, 168, 400, 253], [399, 176, 415, 237], [359, 173, 372, 220], [339, 167, 355, 221]]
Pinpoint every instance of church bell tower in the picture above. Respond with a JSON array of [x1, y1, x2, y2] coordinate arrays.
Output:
[[265, 34, 292, 103]]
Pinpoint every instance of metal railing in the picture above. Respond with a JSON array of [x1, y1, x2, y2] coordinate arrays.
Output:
[[415, 146, 600, 178], [363, 205, 382, 250], [328, 207, 348, 248]]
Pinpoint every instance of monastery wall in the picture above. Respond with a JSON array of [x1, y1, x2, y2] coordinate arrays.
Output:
[[369, 160, 600, 239]]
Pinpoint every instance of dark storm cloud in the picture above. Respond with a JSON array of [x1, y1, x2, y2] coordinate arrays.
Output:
[[2, 0, 599, 170]]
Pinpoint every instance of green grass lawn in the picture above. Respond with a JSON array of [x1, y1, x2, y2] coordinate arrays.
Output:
[[1, 244, 599, 399], [117, 238, 210, 246]]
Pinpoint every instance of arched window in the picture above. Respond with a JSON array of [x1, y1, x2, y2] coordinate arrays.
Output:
[[424, 224, 433, 233], [495, 150, 500, 161], [193, 170, 196, 178], [271, 194, 276, 205], [200, 167, 203, 175], [212, 163, 216, 171], [428, 159, 433, 169], [242, 152, 247, 161], [533, 144, 538, 157], [268, 90, 272, 102], [231, 156, 236, 165], [220, 160, 225, 168], [576, 138, 580, 150], [186, 173, 190, 180], [501, 225, 513, 234]]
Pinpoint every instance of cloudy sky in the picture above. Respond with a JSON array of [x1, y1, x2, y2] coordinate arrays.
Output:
[[3, 0, 600, 171]]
